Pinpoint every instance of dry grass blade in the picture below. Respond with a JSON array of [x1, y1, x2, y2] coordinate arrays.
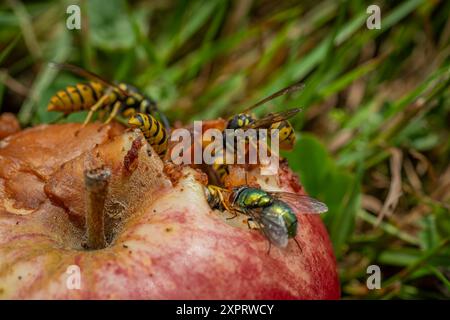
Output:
[[6, 0, 42, 59], [376, 148, 403, 225], [0, 70, 29, 97]]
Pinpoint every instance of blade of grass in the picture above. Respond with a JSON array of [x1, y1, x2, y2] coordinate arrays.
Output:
[[161, 0, 221, 61], [357, 209, 420, 245], [17, 30, 71, 125], [427, 265, 450, 292], [0, 34, 20, 66], [379, 239, 449, 295], [7, 0, 41, 59]]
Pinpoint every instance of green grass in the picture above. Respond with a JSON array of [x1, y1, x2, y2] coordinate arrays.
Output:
[[0, 0, 449, 299]]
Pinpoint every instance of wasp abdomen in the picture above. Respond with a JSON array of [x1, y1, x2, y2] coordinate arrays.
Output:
[[128, 112, 168, 157], [47, 81, 104, 113], [270, 120, 296, 150]]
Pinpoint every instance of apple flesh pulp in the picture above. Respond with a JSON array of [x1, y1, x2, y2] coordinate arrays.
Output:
[[0, 123, 340, 299]]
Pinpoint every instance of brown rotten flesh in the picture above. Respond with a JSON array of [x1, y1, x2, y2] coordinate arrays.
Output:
[[0, 113, 20, 140], [0, 122, 340, 299]]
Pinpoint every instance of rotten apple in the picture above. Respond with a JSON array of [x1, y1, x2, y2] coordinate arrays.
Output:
[[0, 121, 339, 299]]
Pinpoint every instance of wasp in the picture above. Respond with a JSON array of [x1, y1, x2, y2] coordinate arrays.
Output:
[[204, 185, 328, 250], [47, 63, 170, 131], [209, 83, 304, 183], [225, 82, 304, 150], [128, 112, 168, 157]]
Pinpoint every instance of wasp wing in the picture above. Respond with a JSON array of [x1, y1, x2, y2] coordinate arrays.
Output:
[[257, 209, 289, 248], [242, 82, 305, 114], [49, 62, 129, 96], [270, 192, 328, 214], [243, 108, 301, 130]]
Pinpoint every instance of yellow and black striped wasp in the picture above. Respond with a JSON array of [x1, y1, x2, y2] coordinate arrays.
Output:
[[204, 184, 328, 250], [225, 82, 304, 150], [210, 82, 304, 182], [47, 62, 170, 131], [127, 112, 168, 157], [48, 63, 170, 157]]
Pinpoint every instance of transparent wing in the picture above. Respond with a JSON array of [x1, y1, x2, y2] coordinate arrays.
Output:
[[270, 192, 328, 214], [242, 82, 305, 113], [258, 209, 289, 248], [49, 62, 129, 96], [243, 108, 300, 130]]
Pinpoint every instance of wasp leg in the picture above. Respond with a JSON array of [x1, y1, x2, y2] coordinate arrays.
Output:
[[224, 201, 240, 220], [226, 211, 238, 220], [103, 101, 121, 125], [97, 108, 110, 122], [82, 93, 110, 127], [219, 191, 238, 220]]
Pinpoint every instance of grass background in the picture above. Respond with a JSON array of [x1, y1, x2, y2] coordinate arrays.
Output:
[[0, 0, 449, 299]]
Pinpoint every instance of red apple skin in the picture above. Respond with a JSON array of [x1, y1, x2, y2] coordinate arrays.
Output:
[[0, 123, 340, 299]]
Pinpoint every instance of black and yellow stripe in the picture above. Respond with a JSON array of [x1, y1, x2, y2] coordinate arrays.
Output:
[[47, 81, 105, 113], [48, 74, 170, 133], [212, 158, 229, 181], [119, 91, 158, 119], [128, 112, 168, 157], [270, 120, 295, 150]]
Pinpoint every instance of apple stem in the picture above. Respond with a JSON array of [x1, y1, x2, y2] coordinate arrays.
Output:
[[84, 167, 111, 250]]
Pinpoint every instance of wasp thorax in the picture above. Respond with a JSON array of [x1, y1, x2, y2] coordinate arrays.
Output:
[[227, 113, 254, 130]]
